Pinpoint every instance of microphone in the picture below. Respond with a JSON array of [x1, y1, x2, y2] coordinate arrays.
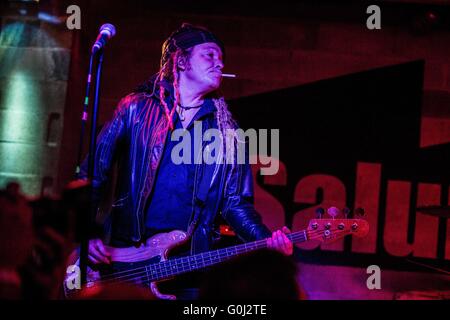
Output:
[[92, 23, 116, 53]]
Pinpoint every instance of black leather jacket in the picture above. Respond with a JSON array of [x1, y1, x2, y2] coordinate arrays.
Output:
[[80, 77, 271, 254]]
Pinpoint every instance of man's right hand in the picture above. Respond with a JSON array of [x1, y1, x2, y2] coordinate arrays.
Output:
[[88, 239, 111, 265]]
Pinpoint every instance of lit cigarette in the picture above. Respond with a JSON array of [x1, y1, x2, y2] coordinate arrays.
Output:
[[221, 73, 237, 78]]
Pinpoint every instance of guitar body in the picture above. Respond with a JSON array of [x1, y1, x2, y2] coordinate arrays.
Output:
[[64, 230, 188, 299], [105, 230, 188, 263]]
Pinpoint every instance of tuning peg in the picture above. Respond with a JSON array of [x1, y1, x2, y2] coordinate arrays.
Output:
[[355, 207, 365, 217], [327, 206, 340, 219], [343, 207, 351, 219], [315, 207, 325, 219]]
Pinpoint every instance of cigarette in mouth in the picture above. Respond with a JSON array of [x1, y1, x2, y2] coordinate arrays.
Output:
[[221, 73, 237, 78]]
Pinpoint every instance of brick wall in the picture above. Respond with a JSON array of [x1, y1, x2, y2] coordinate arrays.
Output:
[[0, 9, 72, 196]]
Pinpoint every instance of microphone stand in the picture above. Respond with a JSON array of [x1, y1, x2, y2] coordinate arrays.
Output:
[[75, 48, 105, 287]]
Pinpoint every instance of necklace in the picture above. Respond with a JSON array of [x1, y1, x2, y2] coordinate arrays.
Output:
[[177, 103, 203, 121]]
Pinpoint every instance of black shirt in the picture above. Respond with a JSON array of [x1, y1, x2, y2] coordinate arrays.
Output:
[[144, 100, 217, 238]]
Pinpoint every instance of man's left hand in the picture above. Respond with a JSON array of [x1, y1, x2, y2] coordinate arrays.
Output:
[[267, 226, 293, 256]]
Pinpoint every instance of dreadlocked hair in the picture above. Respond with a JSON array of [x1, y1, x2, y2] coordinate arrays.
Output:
[[157, 45, 191, 131]]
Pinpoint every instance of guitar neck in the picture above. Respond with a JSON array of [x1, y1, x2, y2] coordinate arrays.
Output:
[[147, 229, 308, 282]]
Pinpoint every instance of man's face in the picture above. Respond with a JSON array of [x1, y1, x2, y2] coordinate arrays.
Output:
[[182, 42, 224, 94]]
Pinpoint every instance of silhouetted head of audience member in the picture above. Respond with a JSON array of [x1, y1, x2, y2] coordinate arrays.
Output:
[[0, 182, 34, 269], [4, 182, 21, 201], [0, 182, 34, 298], [199, 248, 304, 300]]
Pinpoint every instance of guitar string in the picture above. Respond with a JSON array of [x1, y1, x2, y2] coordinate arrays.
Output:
[[87, 231, 308, 283], [85, 220, 362, 283], [65, 235, 303, 299], [96, 229, 352, 291], [84, 228, 352, 287], [77, 229, 351, 292], [92, 240, 290, 284], [85, 228, 353, 287], [65, 238, 305, 299], [84, 232, 309, 285], [84, 228, 351, 287]]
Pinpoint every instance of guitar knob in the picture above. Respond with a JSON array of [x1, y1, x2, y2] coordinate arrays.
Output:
[[316, 207, 325, 219], [355, 207, 365, 217], [327, 206, 340, 218]]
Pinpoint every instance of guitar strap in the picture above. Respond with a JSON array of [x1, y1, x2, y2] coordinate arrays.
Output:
[[186, 163, 215, 238]]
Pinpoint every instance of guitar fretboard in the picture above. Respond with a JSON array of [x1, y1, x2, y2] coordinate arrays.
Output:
[[143, 230, 307, 282]]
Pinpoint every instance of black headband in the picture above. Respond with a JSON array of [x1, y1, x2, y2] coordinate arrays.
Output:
[[161, 23, 225, 66]]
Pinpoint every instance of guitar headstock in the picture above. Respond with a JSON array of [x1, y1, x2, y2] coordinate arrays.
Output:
[[306, 207, 369, 243]]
